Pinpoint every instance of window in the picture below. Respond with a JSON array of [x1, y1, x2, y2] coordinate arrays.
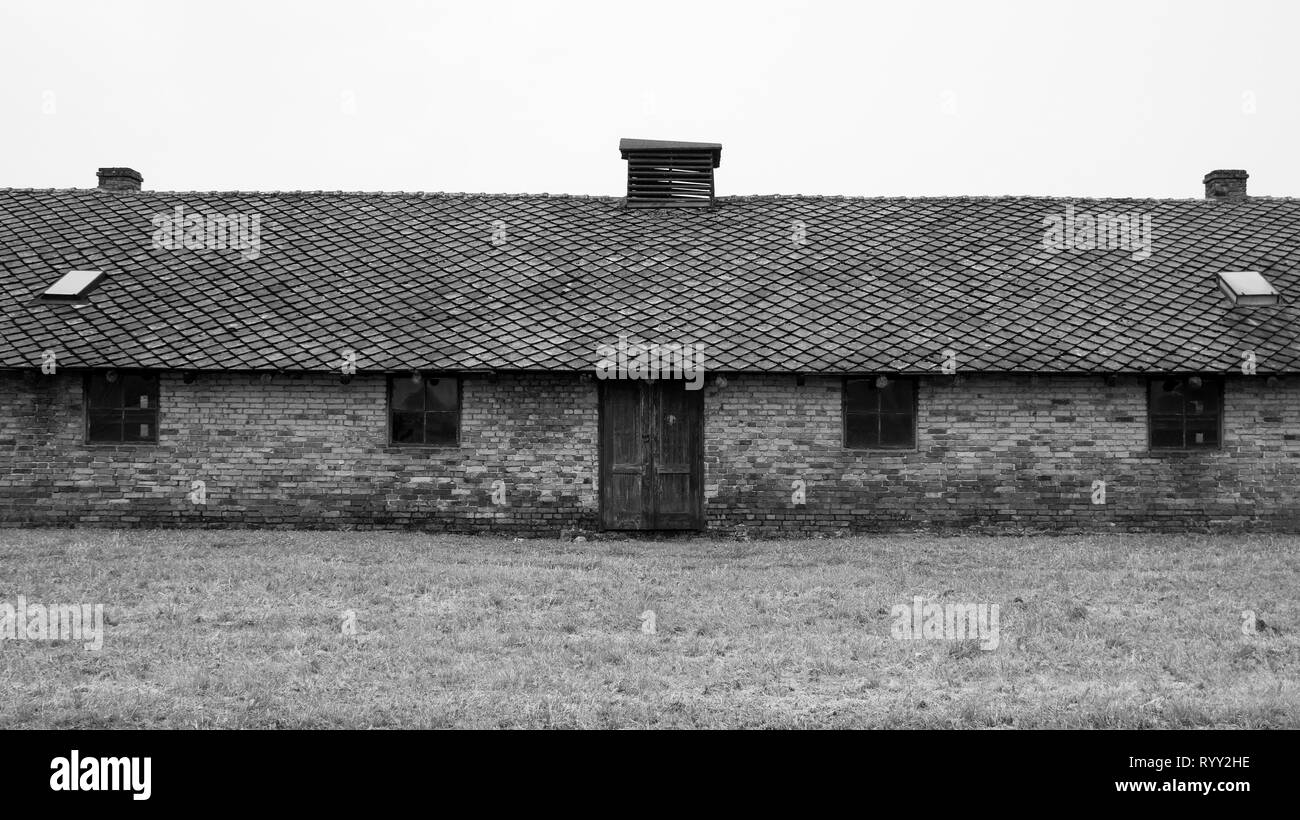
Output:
[[844, 376, 916, 449], [389, 375, 459, 445], [1149, 376, 1222, 449], [42, 269, 105, 301], [86, 371, 159, 443], [1217, 270, 1280, 306]]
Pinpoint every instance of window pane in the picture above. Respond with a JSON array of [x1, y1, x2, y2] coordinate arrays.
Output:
[[1186, 380, 1221, 415], [845, 413, 878, 449], [1186, 417, 1220, 447], [87, 411, 122, 442], [87, 375, 123, 409], [1150, 416, 1184, 448], [426, 378, 458, 413], [878, 380, 913, 412], [391, 379, 424, 412], [1149, 380, 1185, 415], [845, 379, 874, 412], [879, 413, 915, 447], [391, 412, 424, 444], [425, 412, 458, 445], [122, 410, 157, 442], [121, 373, 157, 409]]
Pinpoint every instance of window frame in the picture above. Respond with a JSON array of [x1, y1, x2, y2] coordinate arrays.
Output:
[[842, 375, 918, 451], [83, 370, 161, 445], [386, 373, 461, 447], [1146, 375, 1224, 451]]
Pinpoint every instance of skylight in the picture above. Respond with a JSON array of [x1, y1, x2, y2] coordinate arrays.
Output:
[[1217, 270, 1280, 307], [41, 270, 105, 301]]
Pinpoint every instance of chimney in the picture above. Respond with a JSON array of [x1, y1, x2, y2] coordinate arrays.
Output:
[[619, 138, 721, 207], [1203, 169, 1248, 202], [97, 167, 143, 192]]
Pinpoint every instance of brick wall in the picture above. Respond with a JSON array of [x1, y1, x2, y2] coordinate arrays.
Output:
[[0, 372, 600, 534], [3, 371, 1299, 534], [703, 374, 1300, 534]]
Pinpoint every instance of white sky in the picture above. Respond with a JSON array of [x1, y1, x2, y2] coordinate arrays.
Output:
[[2, 0, 1297, 198]]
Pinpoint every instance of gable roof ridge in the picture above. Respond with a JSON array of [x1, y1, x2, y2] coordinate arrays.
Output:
[[715, 193, 1300, 204], [0, 187, 627, 202], [1, 187, 1299, 205]]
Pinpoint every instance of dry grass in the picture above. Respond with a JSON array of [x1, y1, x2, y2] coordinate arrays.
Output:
[[0, 529, 1296, 728]]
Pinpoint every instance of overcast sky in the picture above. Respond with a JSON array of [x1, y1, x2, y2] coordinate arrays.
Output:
[[2, 0, 1296, 198]]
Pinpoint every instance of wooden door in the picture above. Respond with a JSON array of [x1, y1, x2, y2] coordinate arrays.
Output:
[[599, 380, 703, 530]]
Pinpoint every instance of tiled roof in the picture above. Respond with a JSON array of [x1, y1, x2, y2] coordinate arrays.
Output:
[[3, 187, 1300, 374]]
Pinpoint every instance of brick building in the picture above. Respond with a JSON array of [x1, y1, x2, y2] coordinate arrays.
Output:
[[2, 144, 1299, 534]]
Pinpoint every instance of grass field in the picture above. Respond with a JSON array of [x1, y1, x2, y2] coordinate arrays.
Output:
[[0, 529, 1296, 728]]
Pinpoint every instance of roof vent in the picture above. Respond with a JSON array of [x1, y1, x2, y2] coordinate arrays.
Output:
[[1217, 270, 1279, 306], [97, 167, 143, 192], [39, 269, 106, 303], [619, 138, 721, 208]]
